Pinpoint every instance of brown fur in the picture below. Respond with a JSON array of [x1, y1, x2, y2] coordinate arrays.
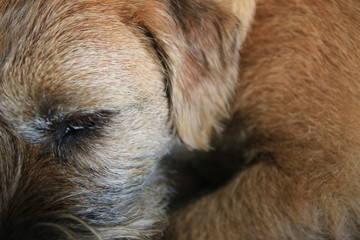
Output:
[[165, 0, 360, 239], [0, 0, 253, 239]]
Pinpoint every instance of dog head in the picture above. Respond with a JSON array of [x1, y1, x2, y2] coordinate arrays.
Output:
[[0, 0, 253, 239]]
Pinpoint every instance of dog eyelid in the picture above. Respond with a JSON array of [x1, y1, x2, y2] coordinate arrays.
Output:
[[50, 110, 117, 158], [54, 110, 116, 126], [50, 109, 115, 138], [61, 124, 85, 137]]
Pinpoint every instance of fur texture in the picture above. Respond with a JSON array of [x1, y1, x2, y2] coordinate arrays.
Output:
[[0, 0, 253, 239], [165, 0, 360, 239]]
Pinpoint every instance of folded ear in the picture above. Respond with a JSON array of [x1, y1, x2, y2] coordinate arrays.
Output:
[[127, 0, 255, 150]]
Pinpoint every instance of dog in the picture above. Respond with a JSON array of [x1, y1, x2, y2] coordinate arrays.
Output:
[[0, 0, 254, 239], [164, 0, 360, 239]]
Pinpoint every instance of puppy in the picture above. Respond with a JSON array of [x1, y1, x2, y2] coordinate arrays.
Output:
[[165, 0, 360, 239], [0, 0, 254, 239]]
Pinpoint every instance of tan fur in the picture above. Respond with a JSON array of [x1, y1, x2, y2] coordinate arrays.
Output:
[[165, 0, 360, 239], [0, 0, 252, 239]]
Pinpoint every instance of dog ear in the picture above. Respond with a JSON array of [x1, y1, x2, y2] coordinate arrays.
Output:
[[127, 0, 254, 150]]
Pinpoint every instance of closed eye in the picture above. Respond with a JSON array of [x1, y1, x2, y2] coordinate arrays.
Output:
[[50, 110, 116, 158]]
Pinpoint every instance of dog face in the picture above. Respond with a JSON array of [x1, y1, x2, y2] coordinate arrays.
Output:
[[0, 2, 172, 239], [0, 0, 249, 239]]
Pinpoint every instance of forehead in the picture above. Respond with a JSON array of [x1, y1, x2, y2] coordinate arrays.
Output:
[[0, 0, 162, 121]]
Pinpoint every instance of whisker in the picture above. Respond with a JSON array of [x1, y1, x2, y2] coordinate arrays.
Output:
[[59, 214, 103, 240], [51, 192, 83, 205]]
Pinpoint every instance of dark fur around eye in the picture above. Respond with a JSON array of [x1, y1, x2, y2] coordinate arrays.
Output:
[[49, 110, 115, 158]]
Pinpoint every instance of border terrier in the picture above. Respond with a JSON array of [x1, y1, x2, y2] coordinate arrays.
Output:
[[165, 0, 360, 239], [0, 0, 254, 239]]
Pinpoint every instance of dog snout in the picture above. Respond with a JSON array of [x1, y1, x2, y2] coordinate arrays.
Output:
[[0, 125, 78, 239]]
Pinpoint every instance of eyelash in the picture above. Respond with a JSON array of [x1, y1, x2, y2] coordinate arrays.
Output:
[[62, 124, 86, 138], [49, 111, 114, 157], [57, 122, 91, 144]]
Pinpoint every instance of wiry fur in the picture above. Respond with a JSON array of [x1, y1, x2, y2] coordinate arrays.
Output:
[[165, 0, 360, 239], [0, 0, 252, 239]]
